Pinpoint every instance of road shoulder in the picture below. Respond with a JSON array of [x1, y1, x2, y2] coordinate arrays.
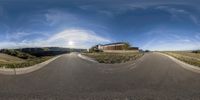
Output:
[[159, 53, 200, 74]]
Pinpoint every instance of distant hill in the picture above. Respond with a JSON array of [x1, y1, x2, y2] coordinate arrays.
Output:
[[16, 47, 67, 57], [0, 47, 87, 58], [16, 47, 86, 57]]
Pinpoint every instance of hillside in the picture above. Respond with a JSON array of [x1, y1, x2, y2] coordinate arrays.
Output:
[[0, 49, 35, 59], [0, 47, 87, 68], [0, 53, 25, 64]]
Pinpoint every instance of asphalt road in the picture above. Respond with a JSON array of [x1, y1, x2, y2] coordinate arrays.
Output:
[[0, 52, 200, 100]]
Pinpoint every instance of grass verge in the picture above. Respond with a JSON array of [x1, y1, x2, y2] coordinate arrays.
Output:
[[164, 52, 200, 67], [82, 52, 144, 64]]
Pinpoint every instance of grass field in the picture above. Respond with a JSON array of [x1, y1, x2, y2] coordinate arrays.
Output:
[[82, 52, 144, 64], [164, 51, 200, 67], [0, 53, 53, 68]]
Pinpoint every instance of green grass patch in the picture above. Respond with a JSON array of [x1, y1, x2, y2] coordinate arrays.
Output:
[[82, 52, 144, 64]]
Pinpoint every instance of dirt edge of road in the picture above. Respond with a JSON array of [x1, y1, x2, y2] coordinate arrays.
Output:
[[159, 52, 200, 74], [0, 55, 62, 75]]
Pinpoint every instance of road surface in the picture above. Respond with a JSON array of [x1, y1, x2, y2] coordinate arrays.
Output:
[[0, 52, 200, 100]]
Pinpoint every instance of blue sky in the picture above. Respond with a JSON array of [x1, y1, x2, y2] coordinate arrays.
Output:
[[0, 0, 200, 50]]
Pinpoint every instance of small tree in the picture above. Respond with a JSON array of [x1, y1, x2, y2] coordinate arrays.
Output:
[[89, 45, 103, 53], [89, 45, 98, 53], [122, 42, 130, 50]]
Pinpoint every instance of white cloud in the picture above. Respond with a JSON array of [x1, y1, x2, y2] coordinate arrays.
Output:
[[0, 29, 111, 49]]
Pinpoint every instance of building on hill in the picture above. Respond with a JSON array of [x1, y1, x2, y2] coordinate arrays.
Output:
[[95, 42, 139, 53]]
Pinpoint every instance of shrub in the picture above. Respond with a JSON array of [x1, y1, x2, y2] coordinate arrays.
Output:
[[192, 50, 200, 53]]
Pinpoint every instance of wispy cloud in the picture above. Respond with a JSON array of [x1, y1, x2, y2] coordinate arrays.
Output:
[[155, 6, 188, 20], [189, 15, 199, 25], [45, 9, 77, 26], [195, 33, 200, 40], [0, 29, 111, 49], [97, 10, 114, 17], [142, 38, 200, 51], [156, 6, 200, 25], [156, 6, 187, 14], [141, 29, 200, 51]]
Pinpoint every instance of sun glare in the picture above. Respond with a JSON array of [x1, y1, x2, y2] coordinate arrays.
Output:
[[68, 41, 74, 46]]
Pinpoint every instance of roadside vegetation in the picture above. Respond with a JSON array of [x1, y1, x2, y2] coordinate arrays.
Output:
[[82, 52, 144, 64], [0, 47, 86, 68], [0, 49, 35, 59], [0, 50, 53, 68], [0, 53, 25, 64], [164, 50, 200, 67], [0, 48, 56, 68], [0, 56, 52, 68]]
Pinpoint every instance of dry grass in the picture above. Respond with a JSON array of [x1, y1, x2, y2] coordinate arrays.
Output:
[[82, 52, 144, 64], [0, 53, 25, 64], [164, 51, 200, 67], [0, 53, 53, 68]]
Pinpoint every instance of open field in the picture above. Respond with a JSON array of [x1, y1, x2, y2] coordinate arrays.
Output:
[[163, 51, 200, 67], [82, 52, 144, 64]]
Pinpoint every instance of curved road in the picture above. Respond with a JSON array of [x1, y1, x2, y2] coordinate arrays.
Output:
[[0, 52, 200, 100]]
